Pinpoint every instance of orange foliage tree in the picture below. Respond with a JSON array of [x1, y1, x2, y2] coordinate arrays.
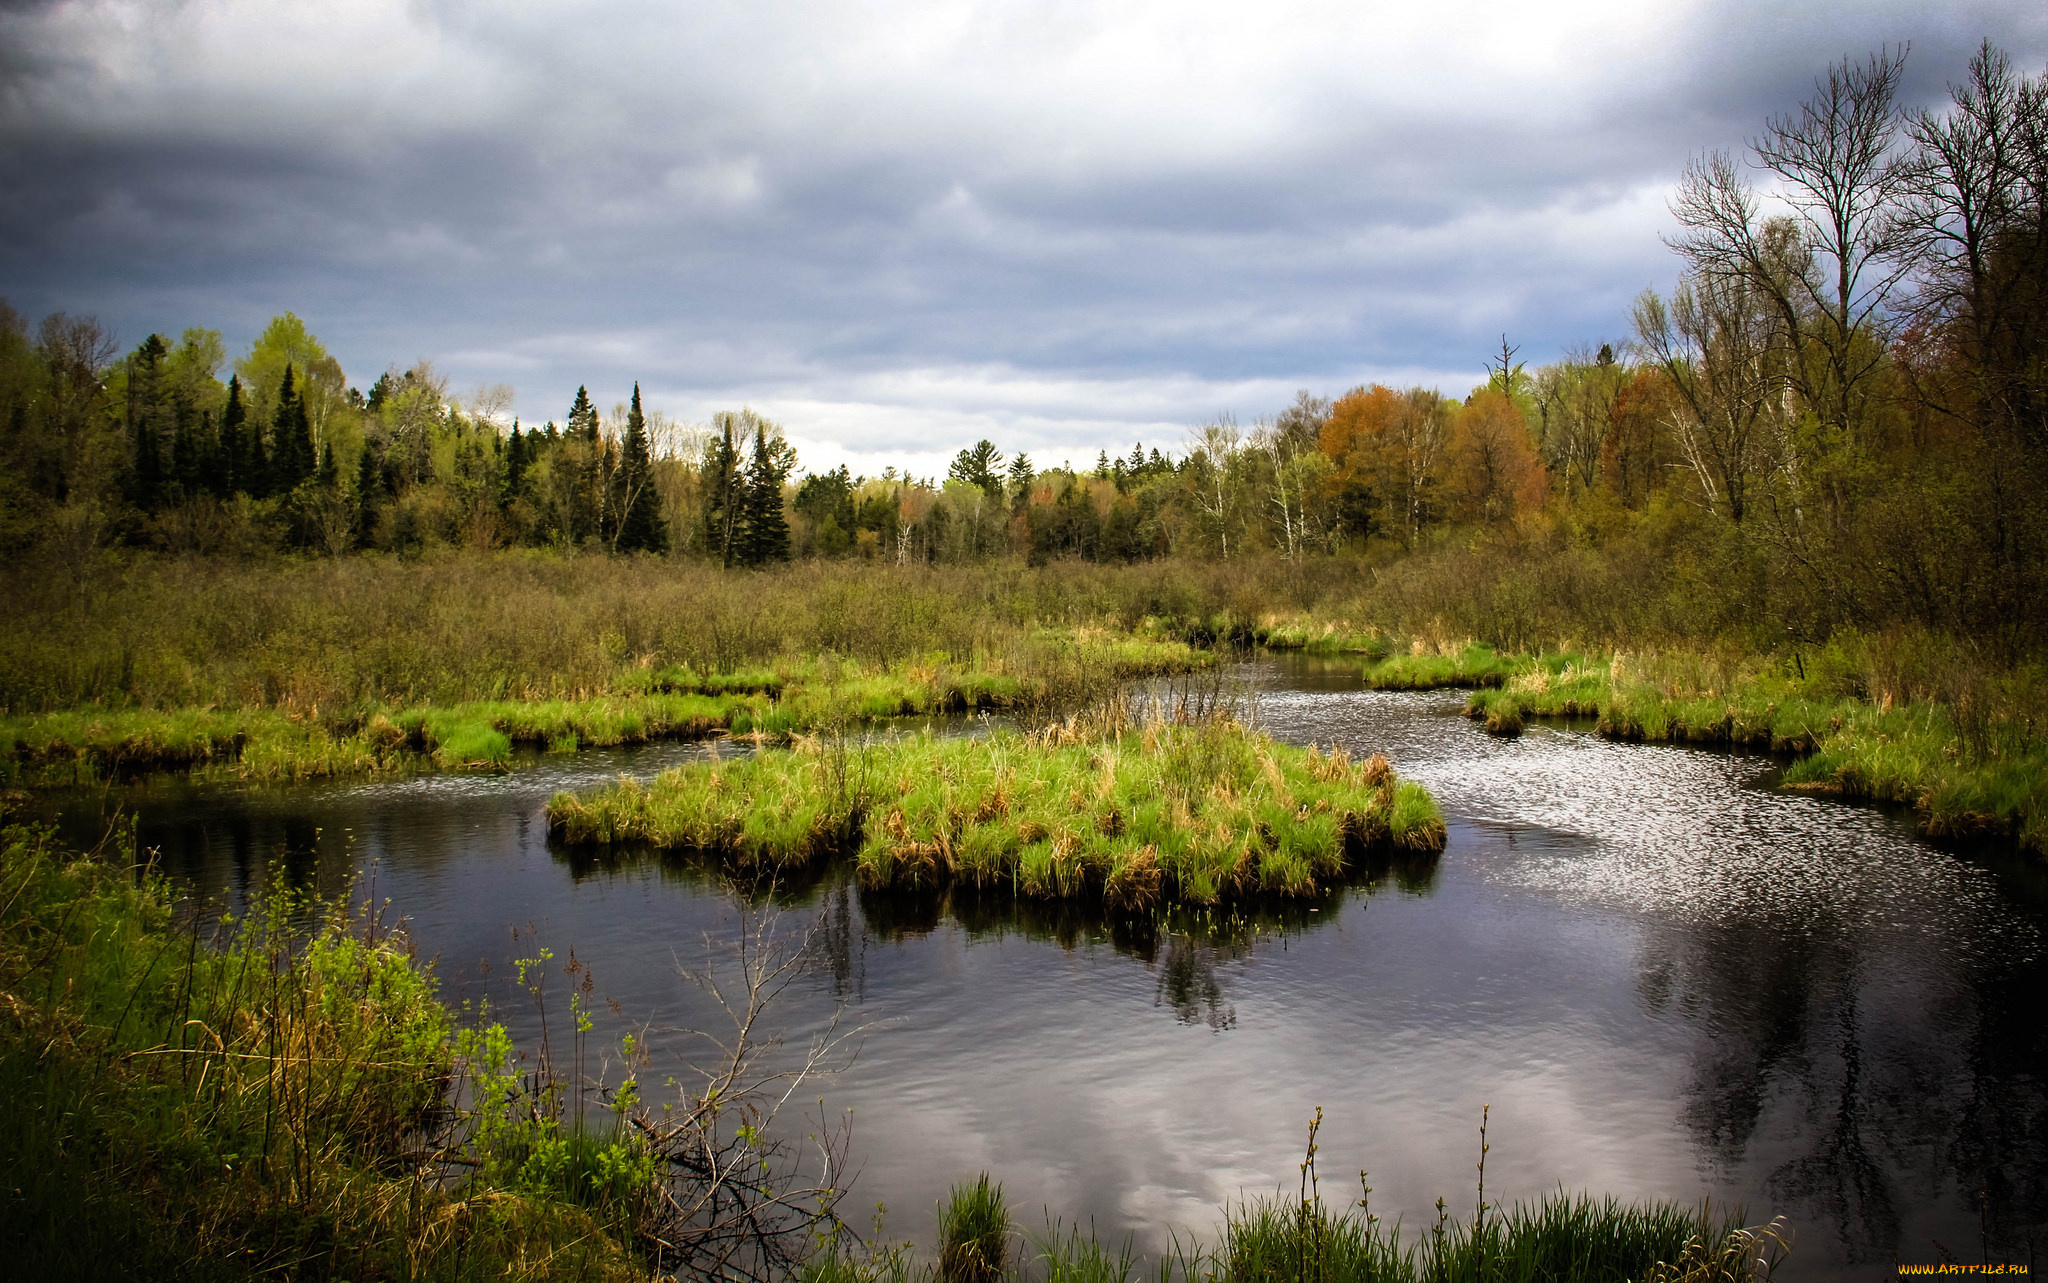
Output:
[[1448, 391, 1546, 524]]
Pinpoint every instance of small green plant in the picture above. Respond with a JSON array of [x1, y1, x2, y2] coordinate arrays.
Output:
[[938, 1174, 1010, 1283]]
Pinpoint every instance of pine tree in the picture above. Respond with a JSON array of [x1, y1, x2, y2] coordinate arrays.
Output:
[[270, 364, 314, 493], [221, 375, 250, 495], [567, 386, 598, 441], [504, 422, 527, 508], [741, 427, 790, 564], [126, 334, 171, 511], [246, 417, 269, 499], [616, 384, 669, 554], [703, 420, 742, 567], [170, 403, 201, 496], [353, 442, 382, 549]]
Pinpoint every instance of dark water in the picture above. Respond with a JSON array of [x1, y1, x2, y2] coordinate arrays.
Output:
[[49, 655, 2048, 1278]]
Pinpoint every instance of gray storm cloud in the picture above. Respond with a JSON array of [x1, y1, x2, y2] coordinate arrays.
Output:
[[1, 0, 2043, 470]]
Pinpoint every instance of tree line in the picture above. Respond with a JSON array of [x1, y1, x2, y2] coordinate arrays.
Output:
[[1, 41, 2042, 647]]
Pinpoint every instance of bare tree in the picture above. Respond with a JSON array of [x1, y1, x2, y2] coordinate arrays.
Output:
[[1633, 275, 1790, 523], [1668, 49, 1912, 443], [1897, 41, 2048, 449]]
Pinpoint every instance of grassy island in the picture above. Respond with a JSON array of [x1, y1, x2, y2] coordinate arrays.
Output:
[[547, 719, 1445, 906]]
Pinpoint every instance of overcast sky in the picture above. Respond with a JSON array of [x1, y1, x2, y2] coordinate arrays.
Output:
[[2, 1, 2044, 475]]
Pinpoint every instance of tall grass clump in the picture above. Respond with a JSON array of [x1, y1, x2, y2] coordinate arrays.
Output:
[[939, 1175, 1012, 1283], [1361, 643, 1523, 690]]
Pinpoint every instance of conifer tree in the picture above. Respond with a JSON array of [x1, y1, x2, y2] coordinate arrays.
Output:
[[616, 384, 669, 554], [1007, 453, 1034, 511], [270, 364, 314, 492], [741, 426, 791, 564], [504, 422, 527, 508], [170, 404, 201, 496], [567, 386, 598, 441], [703, 418, 743, 566], [220, 375, 249, 495], [353, 441, 382, 549], [126, 334, 171, 510]]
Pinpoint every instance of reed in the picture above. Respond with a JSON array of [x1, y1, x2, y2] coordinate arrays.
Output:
[[548, 720, 1445, 907]]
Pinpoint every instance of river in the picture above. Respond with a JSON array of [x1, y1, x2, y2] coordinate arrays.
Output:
[[49, 653, 2048, 1278]]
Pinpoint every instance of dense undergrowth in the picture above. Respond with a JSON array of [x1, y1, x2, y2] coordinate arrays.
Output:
[[0, 815, 654, 1280], [547, 717, 1446, 906]]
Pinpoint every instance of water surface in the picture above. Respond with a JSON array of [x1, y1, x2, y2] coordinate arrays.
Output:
[[55, 655, 2048, 1278]]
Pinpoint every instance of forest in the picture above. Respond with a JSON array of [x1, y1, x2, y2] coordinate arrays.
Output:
[[3, 44, 2044, 669]]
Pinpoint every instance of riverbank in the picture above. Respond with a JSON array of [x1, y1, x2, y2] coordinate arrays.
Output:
[[0, 632, 1211, 786], [547, 719, 1446, 906], [1355, 643, 2048, 852], [0, 814, 655, 1280]]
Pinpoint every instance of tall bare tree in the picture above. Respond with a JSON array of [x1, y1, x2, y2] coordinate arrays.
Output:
[[1668, 49, 1912, 446]]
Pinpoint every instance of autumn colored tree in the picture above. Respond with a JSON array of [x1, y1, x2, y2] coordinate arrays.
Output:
[[1448, 392, 1546, 524]]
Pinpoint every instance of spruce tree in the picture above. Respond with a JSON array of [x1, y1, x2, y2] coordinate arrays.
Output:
[[170, 403, 200, 497], [504, 422, 526, 508], [270, 364, 314, 493], [703, 420, 742, 566], [220, 375, 249, 495], [616, 384, 669, 554], [567, 386, 598, 441], [246, 417, 269, 499], [353, 442, 382, 549], [741, 427, 790, 564], [126, 334, 171, 510]]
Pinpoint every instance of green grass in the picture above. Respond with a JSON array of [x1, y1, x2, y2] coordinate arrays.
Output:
[[548, 720, 1445, 907], [805, 1176, 1779, 1283], [0, 817, 649, 1281], [1375, 644, 2048, 853], [1261, 618, 1395, 659], [0, 633, 1214, 787], [1361, 643, 1525, 690], [1201, 1189, 1767, 1283], [938, 1175, 1011, 1283]]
